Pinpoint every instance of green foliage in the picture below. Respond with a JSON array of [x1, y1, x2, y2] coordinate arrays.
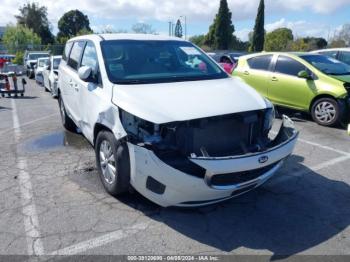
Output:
[[13, 50, 25, 65], [251, 0, 265, 52], [189, 35, 206, 47], [15, 2, 54, 44], [2, 25, 41, 53], [288, 37, 328, 51], [289, 38, 309, 51], [131, 23, 156, 34], [174, 19, 183, 38], [205, 0, 235, 50], [330, 39, 347, 48], [57, 10, 92, 42], [265, 28, 294, 51], [332, 24, 350, 46]]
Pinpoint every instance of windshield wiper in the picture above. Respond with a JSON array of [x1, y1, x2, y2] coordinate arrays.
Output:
[[115, 79, 148, 84]]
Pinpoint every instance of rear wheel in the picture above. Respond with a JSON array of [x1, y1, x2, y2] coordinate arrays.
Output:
[[95, 131, 130, 196], [58, 95, 77, 132], [311, 97, 340, 127]]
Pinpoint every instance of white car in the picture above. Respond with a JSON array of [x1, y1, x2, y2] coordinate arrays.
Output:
[[58, 34, 298, 207], [34, 57, 49, 85], [311, 48, 350, 65], [24, 51, 50, 78], [43, 55, 62, 97]]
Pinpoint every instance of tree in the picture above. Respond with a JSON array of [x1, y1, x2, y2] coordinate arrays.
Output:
[[57, 10, 92, 42], [2, 25, 41, 55], [131, 23, 156, 34], [205, 0, 235, 50], [251, 0, 265, 52], [189, 35, 206, 47], [289, 37, 328, 51], [332, 24, 350, 46], [330, 39, 347, 48], [174, 19, 183, 38], [289, 38, 309, 51], [15, 2, 54, 44], [265, 28, 294, 51]]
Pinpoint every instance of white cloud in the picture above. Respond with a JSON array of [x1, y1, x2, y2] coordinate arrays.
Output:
[[0, 0, 349, 38], [236, 17, 343, 42], [265, 18, 337, 40], [1, 0, 349, 27]]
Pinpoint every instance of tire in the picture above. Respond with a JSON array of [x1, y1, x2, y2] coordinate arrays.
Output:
[[95, 131, 130, 196], [58, 95, 77, 132], [311, 97, 341, 127]]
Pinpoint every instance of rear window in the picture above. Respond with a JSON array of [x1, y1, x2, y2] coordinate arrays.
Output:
[[247, 55, 273, 71], [67, 41, 85, 70], [62, 42, 73, 61]]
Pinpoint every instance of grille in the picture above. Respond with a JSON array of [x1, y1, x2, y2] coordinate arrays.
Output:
[[211, 162, 279, 186]]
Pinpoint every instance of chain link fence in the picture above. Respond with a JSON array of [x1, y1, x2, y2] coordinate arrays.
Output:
[[0, 43, 65, 65]]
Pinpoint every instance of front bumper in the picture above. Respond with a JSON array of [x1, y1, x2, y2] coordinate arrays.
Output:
[[128, 115, 298, 207]]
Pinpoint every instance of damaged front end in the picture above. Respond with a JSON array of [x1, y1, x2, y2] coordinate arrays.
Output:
[[120, 107, 298, 192]]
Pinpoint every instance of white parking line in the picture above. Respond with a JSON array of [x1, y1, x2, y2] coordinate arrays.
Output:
[[0, 113, 58, 136], [297, 138, 350, 156], [11, 99, 44, 256], [49, 222, 149, 256], [295, 155, 350, 177]]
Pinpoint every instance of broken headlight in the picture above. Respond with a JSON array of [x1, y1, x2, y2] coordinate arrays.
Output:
[[263, 98, 275, 134]]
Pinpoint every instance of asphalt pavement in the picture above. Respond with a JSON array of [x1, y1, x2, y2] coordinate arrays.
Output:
[[1, 79, 350, 260]]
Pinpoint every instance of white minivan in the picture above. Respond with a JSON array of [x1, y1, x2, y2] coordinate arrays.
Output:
[[58, 34, 298, 207]]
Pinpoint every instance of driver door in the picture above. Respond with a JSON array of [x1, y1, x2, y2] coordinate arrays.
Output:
[[76, 41, 103, 142], [268, 55, 315, 110]]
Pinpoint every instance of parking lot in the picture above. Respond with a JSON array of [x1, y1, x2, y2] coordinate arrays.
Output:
[[1, 79, 350, 259]]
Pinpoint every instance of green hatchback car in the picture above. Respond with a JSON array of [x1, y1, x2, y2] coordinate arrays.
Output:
[[234, 52, 350, 126]]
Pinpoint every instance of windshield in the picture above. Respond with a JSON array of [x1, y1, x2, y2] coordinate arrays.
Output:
[[29, 54, 49, 60], [301, 55, 350, 76], [53, 58, 61, 70], [101, 40, 227, 84], [38, 59, 48, 67]]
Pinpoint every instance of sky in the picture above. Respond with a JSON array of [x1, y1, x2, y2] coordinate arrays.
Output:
[[0, 0, 350, 41]]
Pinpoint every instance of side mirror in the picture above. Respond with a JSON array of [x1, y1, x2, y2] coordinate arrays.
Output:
[[298, 70, 312, 80], [78, 66, 93, 82]]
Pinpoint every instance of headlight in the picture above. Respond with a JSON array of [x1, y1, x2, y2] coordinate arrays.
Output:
[[263, 98, 275, 133], [344, 83, 350, 95]]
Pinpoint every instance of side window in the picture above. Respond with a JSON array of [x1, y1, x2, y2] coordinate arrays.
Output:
[[275, 56, 306, 77], [81, 42, 98, 71], [247, 55, 273, 71], [339, 51, 350, 65], [62, 42, 73, 61], [67, 41, 85, 70], [320, 51, 338, 59]]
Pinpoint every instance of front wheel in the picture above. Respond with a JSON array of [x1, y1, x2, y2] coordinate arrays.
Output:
[[311, 98, 341, 127], [95, 131, 130, 197], [58, 95, 77, 132]]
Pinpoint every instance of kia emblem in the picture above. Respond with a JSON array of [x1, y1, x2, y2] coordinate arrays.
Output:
[[258, 156, 269, 164]]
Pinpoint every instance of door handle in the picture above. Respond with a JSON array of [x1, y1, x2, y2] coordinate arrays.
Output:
[[243, 71, 250, 75], [271, 76, 278, 81]]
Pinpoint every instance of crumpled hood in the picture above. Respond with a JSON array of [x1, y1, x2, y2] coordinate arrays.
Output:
[[112, 77, 267, 124], [330, 74, 350, 83]]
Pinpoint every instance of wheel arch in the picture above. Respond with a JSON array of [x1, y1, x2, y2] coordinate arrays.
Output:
[[93, 123, 114, 147], [309, 94, 338, 113]]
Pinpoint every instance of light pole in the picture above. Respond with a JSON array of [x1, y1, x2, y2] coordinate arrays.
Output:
[[180, 15, 187, 40]]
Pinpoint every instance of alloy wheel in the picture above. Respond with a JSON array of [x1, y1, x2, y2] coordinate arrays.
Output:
[[314, 101, 336, 124], [99, 140, 116, 184]]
